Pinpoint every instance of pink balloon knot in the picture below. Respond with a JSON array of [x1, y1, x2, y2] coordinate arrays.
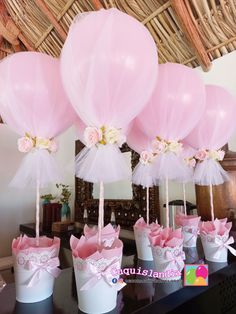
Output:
[[18, 133, 58, 153]]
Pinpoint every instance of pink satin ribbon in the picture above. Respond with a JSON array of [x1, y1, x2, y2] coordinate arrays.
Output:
[[80, 259, 125, 291], [213, 236, 236, 259], [162, 250, 185, 271], [24, 257, 61, 287]]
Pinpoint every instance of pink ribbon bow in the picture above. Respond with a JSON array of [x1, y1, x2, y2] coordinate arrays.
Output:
[[24, 256, 61, 287], [80, 259, 125, 291], [214, 236, 236, 259], [163, 250, 185, 271]]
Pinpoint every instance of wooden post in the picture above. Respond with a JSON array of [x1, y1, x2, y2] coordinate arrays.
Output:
[[171, 0, 212, 71]]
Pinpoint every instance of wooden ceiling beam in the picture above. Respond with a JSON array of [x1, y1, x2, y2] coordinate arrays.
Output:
[[171, 0, 212, 71], [91, 0, 104, 10]]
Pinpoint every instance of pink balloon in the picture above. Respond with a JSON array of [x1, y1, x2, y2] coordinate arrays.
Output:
[[196, 265, 208, 279], [60, 8, 158, 183], [0, 52, 76, 137], [136, 63, 205, 140], [126, 120, 152, 154], [60, 8, 158, 128], [185, 85, 236, 150], [0, 52, 77, 187]]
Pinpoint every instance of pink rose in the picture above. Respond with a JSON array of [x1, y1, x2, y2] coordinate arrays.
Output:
[[195, 150, 208, 161], [49, 139, 58, 153], [187, 158, 196, 168], [217, 150, 225, 161], [17, 137, 34, 153], [84, 127, 102, 148], [140, 151, 153, 165], [152, 140, 166, 154]]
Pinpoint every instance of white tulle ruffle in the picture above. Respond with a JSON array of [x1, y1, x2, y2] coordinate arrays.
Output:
[[75, 144, 131, 183], [152, 152, 193, 183], [194, 159, 229, 185], [132, 162, 157, 188], [10, 149, 62, 188]]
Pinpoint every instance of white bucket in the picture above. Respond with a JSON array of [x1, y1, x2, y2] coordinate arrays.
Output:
[[13, 248, 60, 303], [73, 256, 122, 313], [134, 227, 153, 261], [182, 226, 198, 248], [200, 233, 228, 263], [151, 245, 185, 281]]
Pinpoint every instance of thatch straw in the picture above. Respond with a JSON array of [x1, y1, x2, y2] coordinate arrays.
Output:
[[4, 0, 99, 57], [2, 0, 236, 69], [185, 0, 236, 60]]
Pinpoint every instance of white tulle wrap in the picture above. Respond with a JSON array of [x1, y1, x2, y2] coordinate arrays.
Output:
[[132, 162, 156, 188], [152, 152, 192, 182], [194, 159, 229, 185], [10, 150, 61, 188], [75, 144, 131, 183]]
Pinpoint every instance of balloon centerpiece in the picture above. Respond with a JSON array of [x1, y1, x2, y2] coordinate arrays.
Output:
[[185, 85, 236, 262], [0, 51, 76, 302], [60, 8, 158, 313]]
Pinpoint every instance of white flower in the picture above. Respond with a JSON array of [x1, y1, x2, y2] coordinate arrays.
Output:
[[217, 150, 225, 161], [168, 141, 182, 154], [152, 139, 167, 154], [84, 127, 102, 148], [140, 151, 154, 165], [104, 127, 120, 145], [49, 139, 58, 153]]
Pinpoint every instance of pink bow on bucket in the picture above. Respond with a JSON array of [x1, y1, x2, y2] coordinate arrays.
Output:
[[24, 257, 61, 287], [80, 259, 125, 291], [163, 250, 185, 271], [213, 236, 236, 259]]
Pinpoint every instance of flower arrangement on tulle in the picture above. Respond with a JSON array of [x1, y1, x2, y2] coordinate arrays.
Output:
[[84, 126, 126, 148], [18, 133, 58, 153], [184, 157, 196, 168], [139, 150, 156, 165], [195, 149, 225, 162], [152, 136, 183, 155]]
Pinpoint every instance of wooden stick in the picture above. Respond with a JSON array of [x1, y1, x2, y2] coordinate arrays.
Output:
[[209, 183, 215, 222], [35, 0, 67, 41], [165, 176, 169, 228], [91, 0, 103, 10], [36, 179, 40, 246], [171, 0, 212, 71]]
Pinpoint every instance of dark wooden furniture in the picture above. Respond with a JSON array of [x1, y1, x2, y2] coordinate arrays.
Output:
[[196, 147, 236, 221], [74, 141, 160, 230]]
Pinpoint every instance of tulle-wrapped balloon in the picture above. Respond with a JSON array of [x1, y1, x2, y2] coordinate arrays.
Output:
[[0, 52, 76, 188], [60, 8, 158, 183], [185, 85, 236, 186], [127, 120, 156, 188], [136, 63, 205, 182]]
